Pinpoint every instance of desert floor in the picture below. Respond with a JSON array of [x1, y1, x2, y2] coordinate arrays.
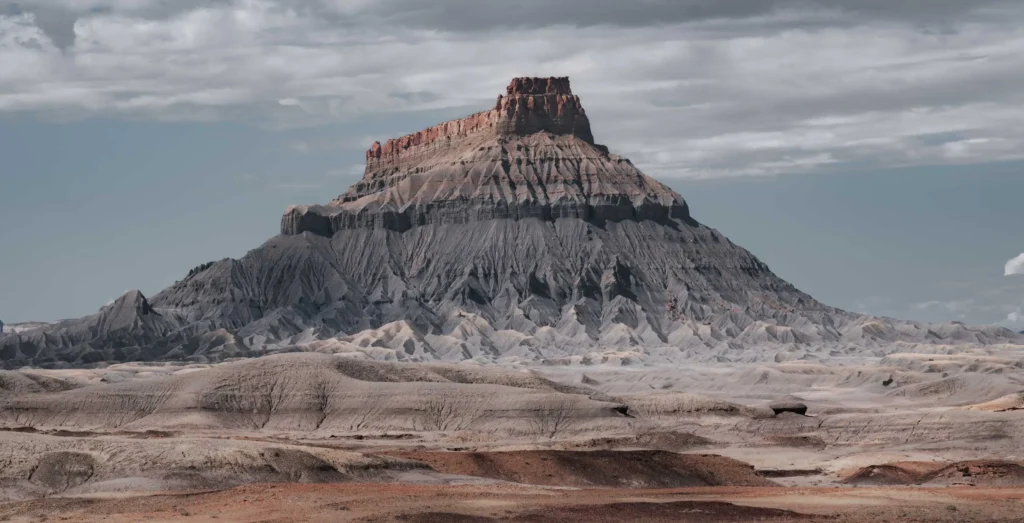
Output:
[[4, 483, 1024, 522], [3, 349, 1024, 521]]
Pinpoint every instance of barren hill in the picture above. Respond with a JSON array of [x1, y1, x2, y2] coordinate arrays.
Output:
[[1, 77, 1020, 368]]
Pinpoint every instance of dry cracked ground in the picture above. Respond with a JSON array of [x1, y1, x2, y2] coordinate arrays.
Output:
[[2, 349, 1024, 522]]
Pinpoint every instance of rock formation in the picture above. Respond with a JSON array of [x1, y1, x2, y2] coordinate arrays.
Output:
[[769, 402, 809, 416], [1, 77, 1021, 368], [281, 76, 679, 236]]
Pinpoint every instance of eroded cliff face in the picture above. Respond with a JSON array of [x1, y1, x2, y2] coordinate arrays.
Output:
[[4, 76, 1021, 369], [281, 77, 678, 236], [363, 76, 593, 169]]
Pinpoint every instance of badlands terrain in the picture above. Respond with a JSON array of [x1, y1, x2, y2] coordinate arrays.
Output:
[[2, 349, 1024, 521], [2, 77, 1023, 520], [2, 78, 1020, 370]]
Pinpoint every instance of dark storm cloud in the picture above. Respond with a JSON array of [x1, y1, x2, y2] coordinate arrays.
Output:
[[3, 0, 1024, 177], [10, 0, 1024, 44], [353, 0, 779, 31], [20, 6, 73, 48], [323, 0, 1020, 32], [5, 0, 235, 48]]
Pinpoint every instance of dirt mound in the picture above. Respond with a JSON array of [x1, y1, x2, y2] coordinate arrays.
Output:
[[2, 353, 627, 433], [766, 435, 827, 449], [925, 460, 1024, 486], [259, 448, 351, 483], [841, 463, 931, 486], [756, 468, 823, 478], [637, 431, 713, 450], [966, 392, 1024, 412], [28, 452, 97, 492], [400, 501, 811, 522], [843, 460, 1024, 486], [0, 431, 428, 499], [619, 393, 747, 416], [0, 371, 81, 396], [386, 450, 775, 488], [562, 431, 712, 452]]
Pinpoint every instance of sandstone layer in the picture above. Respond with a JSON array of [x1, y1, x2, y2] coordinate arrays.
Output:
[[281, 77, 684, 236]]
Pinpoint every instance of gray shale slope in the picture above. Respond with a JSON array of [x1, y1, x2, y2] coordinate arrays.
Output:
[[2, 77, 1020, 368]]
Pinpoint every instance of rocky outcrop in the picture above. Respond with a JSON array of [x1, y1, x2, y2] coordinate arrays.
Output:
[[769, 402, 809, 416], [282, 77, 625, 236], [362, 76, 592, 168], [2, 76, 1022, 369], [0, 290, 187, 367]]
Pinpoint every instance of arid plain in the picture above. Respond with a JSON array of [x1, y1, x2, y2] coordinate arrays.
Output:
[[2, 346, 1024, 522]]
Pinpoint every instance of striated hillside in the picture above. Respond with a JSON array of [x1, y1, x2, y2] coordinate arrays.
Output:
[[1, 77, 1020, 368]]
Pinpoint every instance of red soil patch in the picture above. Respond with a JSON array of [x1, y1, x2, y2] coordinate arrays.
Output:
[[5, 483, 1024, 522], [399, 501, 812, 522], [842, 460, 1024, 486]]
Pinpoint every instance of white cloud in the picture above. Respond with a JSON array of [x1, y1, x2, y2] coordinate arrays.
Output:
[[1005, 253, 1024, 276], [1008, 310, 1022, 323], [3, 1, 1024, 177]]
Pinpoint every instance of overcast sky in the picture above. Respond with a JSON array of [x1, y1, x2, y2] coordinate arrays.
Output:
[[1, 0, 1022, 327]]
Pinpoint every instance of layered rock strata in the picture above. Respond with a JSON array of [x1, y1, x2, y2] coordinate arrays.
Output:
[[281, 77, 686, 235], [2, 77, 1021, 368]]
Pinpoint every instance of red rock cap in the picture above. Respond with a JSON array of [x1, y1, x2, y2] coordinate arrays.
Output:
[[506, 77, 572, 96]]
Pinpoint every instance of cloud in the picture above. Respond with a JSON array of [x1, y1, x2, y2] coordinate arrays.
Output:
[[1006, 253, 1024, 276], [904, 276, 1024, 326], [258, 0, 1024, 33], [3, 1, 1024, 177], [910, 299, 975, 314]]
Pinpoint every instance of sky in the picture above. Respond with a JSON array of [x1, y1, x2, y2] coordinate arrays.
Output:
[[0, 0, 1022, 328]]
